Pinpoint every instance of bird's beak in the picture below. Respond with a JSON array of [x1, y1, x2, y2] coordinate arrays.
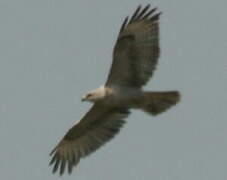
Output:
[[81, 96, 86, 102]]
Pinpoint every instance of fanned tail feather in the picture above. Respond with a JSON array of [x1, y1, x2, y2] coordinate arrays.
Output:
[[141, 91, 180, 115]]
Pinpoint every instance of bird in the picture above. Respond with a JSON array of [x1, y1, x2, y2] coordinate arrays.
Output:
[[49, 4, 180, 175]]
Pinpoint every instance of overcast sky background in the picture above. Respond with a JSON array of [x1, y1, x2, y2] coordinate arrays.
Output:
[[0, 0, 226, 179]]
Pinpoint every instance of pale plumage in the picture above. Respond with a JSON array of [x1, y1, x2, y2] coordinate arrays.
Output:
[[49, 4, 180, 175]]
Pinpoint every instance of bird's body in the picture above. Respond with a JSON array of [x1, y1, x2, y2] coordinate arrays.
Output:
[[49, 4, 180, 175], [85, 85, 179, 114]]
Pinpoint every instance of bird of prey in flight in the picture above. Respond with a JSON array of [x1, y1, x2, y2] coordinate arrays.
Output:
[[49, 4, 180, 175]]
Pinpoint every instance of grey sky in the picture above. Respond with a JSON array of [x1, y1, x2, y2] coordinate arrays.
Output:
[[0, 0, 226, 179]]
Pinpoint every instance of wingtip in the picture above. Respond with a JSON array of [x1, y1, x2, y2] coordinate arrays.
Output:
[[120, 16, 129, 32], [49, 143, 59, 156], [49, 149, 56, 156], [149, 11, 162, 21], [129, 5, 142, 23], [59, 160, 66, 176], [137, 4, 142, 9]]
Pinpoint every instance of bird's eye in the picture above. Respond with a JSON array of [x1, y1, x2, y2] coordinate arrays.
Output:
[[87, 94, 92, 97]]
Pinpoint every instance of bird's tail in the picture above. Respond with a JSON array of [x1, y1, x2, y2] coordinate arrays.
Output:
[[140, 91, 180, 115]]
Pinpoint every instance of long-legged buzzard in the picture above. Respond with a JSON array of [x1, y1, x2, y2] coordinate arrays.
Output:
[[49, 4, 180, 175]]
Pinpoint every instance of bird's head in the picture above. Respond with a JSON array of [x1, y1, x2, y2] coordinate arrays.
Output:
[[81, 86, 106, 103]]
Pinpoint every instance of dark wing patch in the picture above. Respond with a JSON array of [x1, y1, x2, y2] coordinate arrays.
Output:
[[49, 105, 130, 175], [106, 5, 161, 88]]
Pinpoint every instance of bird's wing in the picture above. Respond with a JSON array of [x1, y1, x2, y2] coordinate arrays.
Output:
[[49, 105, 130, 175], [106, 5, 161, 88]]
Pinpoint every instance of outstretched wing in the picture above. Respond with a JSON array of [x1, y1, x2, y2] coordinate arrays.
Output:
[[49, 105, 130, 175], [106, 5, 161, 88]]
